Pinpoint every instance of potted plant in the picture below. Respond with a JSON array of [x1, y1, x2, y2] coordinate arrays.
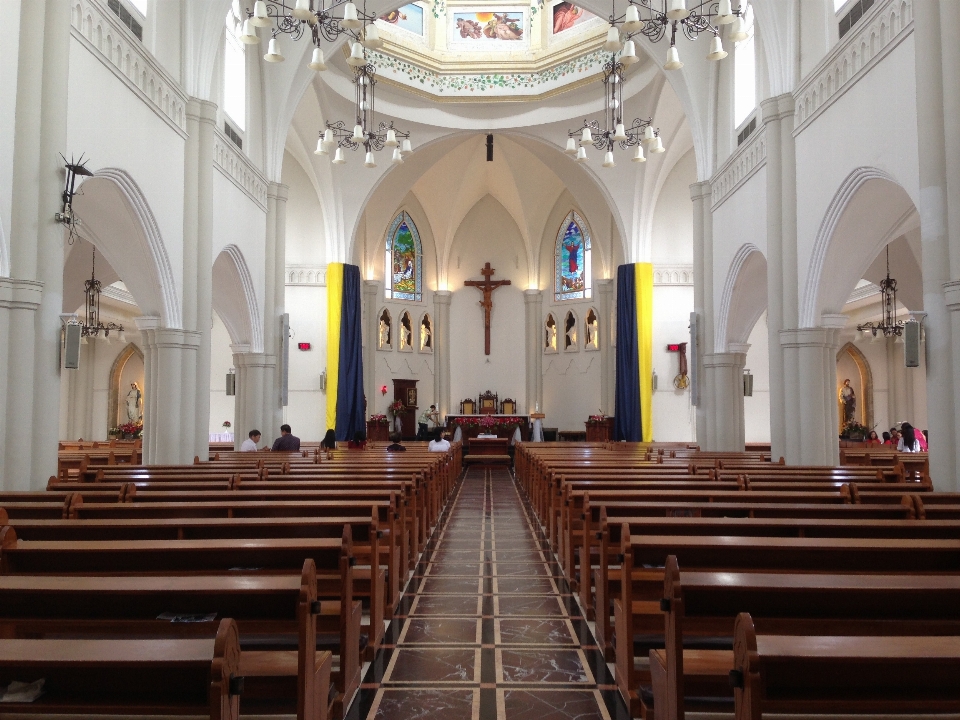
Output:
[[366, 413, 390, 441], [840, 421, 870, 441], [117, 421, 143, 439]]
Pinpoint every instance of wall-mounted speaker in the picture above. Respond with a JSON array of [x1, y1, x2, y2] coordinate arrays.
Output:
[[904, 320, 921, 368], [743, 369, 754, 397], [689, 312, 699, 407], [63, 324, 81, 369], [226, 370, 236, 396]]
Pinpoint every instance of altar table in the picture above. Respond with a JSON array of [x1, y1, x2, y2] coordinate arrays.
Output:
[[445, 415, 530, 441]]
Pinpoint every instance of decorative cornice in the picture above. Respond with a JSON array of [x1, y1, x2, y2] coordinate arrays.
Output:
[[653, 265, 694, 286], [710, 126, 767, 209], [214, 130, 268, 211], [286, 265, 327, 286], [101, 284, 137, 305], [845, 282, 880, 305], [70, 0, 187, 137], [794, 0, 913, 135]]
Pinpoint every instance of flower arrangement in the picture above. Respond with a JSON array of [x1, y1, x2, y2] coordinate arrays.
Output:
[[840, 421, 870, 440], [110, 421, 143, 438], [369, 414, 389, 425], [388, 399, 406, 415], [450, 415, 524, 431], [222, 421, 231, 428], [478, 415, 496, 429], [586, 414, 607, 425]]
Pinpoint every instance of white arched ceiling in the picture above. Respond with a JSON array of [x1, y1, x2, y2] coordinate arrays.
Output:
[[801, 167, 920, 327], [213, 245, 263, 352], [717, 243, 768, 351], [73, 170, 181, 328], [182, 0, 234, 99], [63, 240, 121, 314]]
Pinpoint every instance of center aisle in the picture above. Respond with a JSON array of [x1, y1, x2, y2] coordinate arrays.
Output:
[[349, 466, 629, 720]]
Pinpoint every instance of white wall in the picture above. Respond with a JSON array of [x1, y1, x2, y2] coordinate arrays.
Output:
[[209, 311, 234, 435], [743, 312, 771, 443]]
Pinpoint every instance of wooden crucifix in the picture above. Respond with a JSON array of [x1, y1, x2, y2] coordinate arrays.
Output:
[[464, 262, 511, 355]]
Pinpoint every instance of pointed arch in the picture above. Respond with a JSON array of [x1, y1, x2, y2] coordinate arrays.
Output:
[[107, 343, 145, 432], [837, 341, 874, 431], [717, 243, 767, 351], [385, 212, 422, 302], [544, 312, 558, 353], [555, 211, 592, 301], [213, 245, 263, 353]]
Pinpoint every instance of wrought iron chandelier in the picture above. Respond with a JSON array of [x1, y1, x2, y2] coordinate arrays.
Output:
[[857, 247, 904, 339], [604, 0, 747, 71], [565, 54, 663, 167], [80, 248, 124, 341]]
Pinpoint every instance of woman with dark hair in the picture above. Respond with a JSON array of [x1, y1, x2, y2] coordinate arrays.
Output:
[[881, 431, 893, 446], [897, 423, 921, 453], [321, 429, 337, 450], [866, 430, 881, 446], [347, 431, 367, 449]]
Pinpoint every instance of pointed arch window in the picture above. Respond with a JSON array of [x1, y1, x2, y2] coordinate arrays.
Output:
[[385, 212, 422, 302], [555, 211, 592, 301]]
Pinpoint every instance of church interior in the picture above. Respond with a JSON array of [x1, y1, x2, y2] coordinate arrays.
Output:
[[2, 0, 960, 718]]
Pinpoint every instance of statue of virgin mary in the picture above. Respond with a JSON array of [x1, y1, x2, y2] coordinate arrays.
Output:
[[126, 382, 143, 422]]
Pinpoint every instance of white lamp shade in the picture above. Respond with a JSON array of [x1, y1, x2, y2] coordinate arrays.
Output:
[[666, 0, 689, 20], [239, 19, 260, 44], [351, 124, 365, 142], [576, 146, 588, 162], [293, 0, 313, 20], [363, 24, 382, 48], [663, 44, 683, 70], [341, 2, 362, 29], [314, 136, 328, 155], [322, 128, 335, 147], [385, 129, 398, 147], [580, 127, 593, 145], [643, 125, 655, 142], [401, 138, 413, 153], [631, 144, 646, 162], [613, 123, 627, 142], [603, 25, 622, 52], [309, 48, 327, 71], [620, 40, 639, 65], [264, 38, 285, 62], [564, 137, 578, 155], [853, 331, 863, 343], [332, 148, 346, 164], [729, 16, 748, 42], [391, 148, 404, 165], [622, 4, 644, 32], [602, 151, 616, 168], [347, 42, 366, 66], [251, 0, 272, 27], [717, 0, 735, 23], [707, 35, 727, 61], [650, 135, 665, 153], [364, 151, 377, 168]]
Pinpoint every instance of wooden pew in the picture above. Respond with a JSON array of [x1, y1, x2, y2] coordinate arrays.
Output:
[[0, 617, 240, 719], [0, 563, 332, 720], [731, 612, 960, 720]]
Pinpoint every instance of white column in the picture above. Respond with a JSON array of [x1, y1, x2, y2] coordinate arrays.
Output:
[[596, 278, 615, 415], [523, 289, 543, 414], [690, 182, 712, 445], [194, 99, 216, 460], [781, 326, 840, 466], [433, 290, 452, 419], [362, 280, 379, 417], [261, 183, 288, 442], [702, 352, 746, 451], [233, 347, 271, 448]]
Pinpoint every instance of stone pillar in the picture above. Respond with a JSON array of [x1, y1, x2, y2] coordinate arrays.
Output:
[[596, 278, 615, 415], [780, 326, 840, 466], [689, 182, 713, 445], [914, 1, 957, 490], [523, 289, 543, 413], [433, 290, 452, 419], [702, 352, 746, 451], [136, 317, 201, 464], [362, 280, 379, 416], [233, 347, 271, 448], [261, 183, 288, 443]]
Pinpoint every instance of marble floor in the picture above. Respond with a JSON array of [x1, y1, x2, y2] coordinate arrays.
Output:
[[346, 466, 631, 720]]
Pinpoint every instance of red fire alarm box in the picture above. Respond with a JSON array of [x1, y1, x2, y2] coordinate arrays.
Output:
[[297, 342, 311, 351], [666, 343, 682, 352]]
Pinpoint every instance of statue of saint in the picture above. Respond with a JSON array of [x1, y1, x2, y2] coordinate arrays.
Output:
[[420, 316, 433, 351], [839, 378, 856, 425], [378, 314, 391, 348], [125, 382, 143, 422]]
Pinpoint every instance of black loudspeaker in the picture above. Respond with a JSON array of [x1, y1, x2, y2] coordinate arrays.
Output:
[[486, 134, 493, 161], [63, 324, 81, 369], [904, 320, 920, 368], [226, 371, 236, 396], [743, 369, 754, 397]]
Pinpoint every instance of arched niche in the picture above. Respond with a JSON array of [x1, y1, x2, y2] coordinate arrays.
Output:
[[564, 309, 579, 351], [378, 308, 393, 350], [544, 313, 558, 353], [108, 343, 145, 431], [836, 341, 874, 432], [718, 244, 768, 351], [584, 307, 599, 350], [213, 245, 263, 352], [419, 312, 433, 353], [398, 309, 413, 351]]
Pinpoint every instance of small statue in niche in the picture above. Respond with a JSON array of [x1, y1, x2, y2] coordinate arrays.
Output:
[[585, 309, 598, 349], [400, 311, 413, 350], [420, 314, 433, 352], [839, 378, 857, 425], [378, 310, 392, 349], [545, 314, 557, 351], [565, 312, 577, 350]]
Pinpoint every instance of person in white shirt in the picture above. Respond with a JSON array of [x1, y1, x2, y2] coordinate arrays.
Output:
[[428, 429, 451, 452], [240, 429, 261, 452], [897, 423, 921, 453]]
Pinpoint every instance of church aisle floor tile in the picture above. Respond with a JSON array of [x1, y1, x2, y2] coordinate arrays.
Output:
[[347, 466, 631, 720]]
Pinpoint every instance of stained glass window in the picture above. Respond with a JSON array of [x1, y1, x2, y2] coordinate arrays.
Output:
[[555, 211, 592, 301], [385, 212, 422, 301]]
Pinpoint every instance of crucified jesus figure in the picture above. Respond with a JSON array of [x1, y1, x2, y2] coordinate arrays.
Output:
[[464, 262, 511, 355]]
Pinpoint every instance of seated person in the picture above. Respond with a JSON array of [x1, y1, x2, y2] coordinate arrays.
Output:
[[320, 429, 337, 450], [865, 430, 881, 446], [271, 424, 300, 452], [347, 430, 367, 449], [240, 429, 261, 452], [428, 429, 451, 453], [386, 432, 406, 452]]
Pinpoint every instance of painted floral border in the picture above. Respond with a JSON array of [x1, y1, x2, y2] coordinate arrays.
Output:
[[369, 47, 607, 95]]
